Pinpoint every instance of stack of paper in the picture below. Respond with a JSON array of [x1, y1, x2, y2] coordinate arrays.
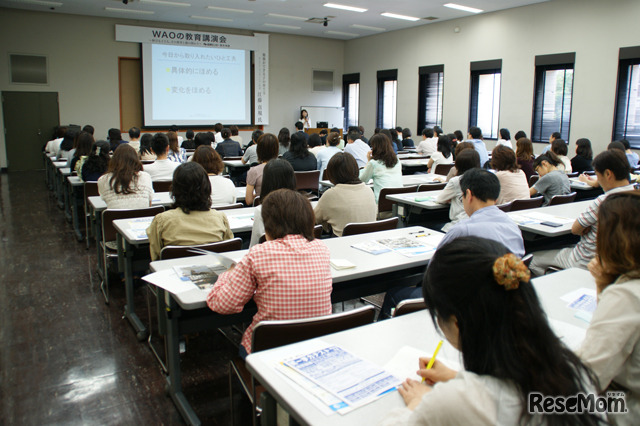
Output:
[[351, 231, 442, 258], [124, 217, 153, 240]]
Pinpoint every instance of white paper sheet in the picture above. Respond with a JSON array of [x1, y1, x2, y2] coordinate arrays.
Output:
[[548, 318, 587, 350]]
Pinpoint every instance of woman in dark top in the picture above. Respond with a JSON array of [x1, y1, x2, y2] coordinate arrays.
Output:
[[515, 137, 536, 181], [70, 131, 94, 172], [389, 128, 402, 152], [571, 138, 593, 173], [181, 130, 196, 150], [108, 128, 123, 152], [277, 127, 290, 157], [282, 132, 317, 171], [401, 128, 415, 149], [81, 140, 110, 182]]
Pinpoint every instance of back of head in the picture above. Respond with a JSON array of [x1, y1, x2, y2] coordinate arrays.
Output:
[[75, 131, 95, 157], [262, 189, 314, 241], [608, 141, 626, 153], [551, 139, 567, 156], [60, 130, 78, 151], [192, 145, 223, 174], [169, 124, 179, 132], [358, 125, 365, 134], [229, 125, 239, 136], [592, 149, 630, 181], [277, 128, 289, 147], [369, 133, 398, 168], [460, 168, 500, 202], [214, 123, 223, 133], [319, 129, 328, 136], [380, 129, 392, 141], [468, 126, 482, 140], [194, 132, 213, 148], [261, 158, 296, 199], [331, 127, 340, 134], [437, 135, 452, 158], [327, 152, 361, 185], [257, 133, 280, 163], [129, 127, 140, 139], [108, 128, 122, 142], [151, 133, 170, 155], [533, 151, 561, 169], [295, 121, 304, 131], [348, 126, 359, 134], [551, 131, 562, 141], [389, 129, 399, 142], [433, 126, 443, 136], [422, 128, 434, 138], [347, 130, 360, 143], [171, 162, 211, 214], [454, 141, 474, 158], [82, 125, 95, 135], [620, 139, 631, 150], [221, 128, 231, 139], [402, 128, 412, 139], [374, 127, 381, 134], [491, 145, 518, 172], [140, 134, 153, 154], [308, 133, 322, 148], [83, 140, 110, 176], [55, 126, 68, 138], [454, 130, 464, 142], [514, 130, 527, 140], [499, 128, 511, 140], [252, 129, 264, 144], [454, 148, 480, 175], [167, 131, 179, 152], [515, 138, 533, 160], [327, 132, 340, 147], [186, 129, 195, 140], [289, 132, 309, 158], [108, 144, 142, 194], [395, 126, 403, 134], [575, 138, 593, 159]]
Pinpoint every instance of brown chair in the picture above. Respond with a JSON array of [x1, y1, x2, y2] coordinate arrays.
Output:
[[212, 203, 244, 211], [378, 185, 418, 219], [510, 197, 544, 211], [496, 201, 512, 212], [392, 298, 427, 317], [141, 160, 155, 165], [258, 225, 322, 244], [342, 217, 399, 237], [417, 182, 446, 192], [434, 163, 454, 176], [229, 305, 376, 425], [223, 156, 243, 161], [252, 196, 261, 207], [159, 238, 243, 260], [295, 170, 321, 196], [83, 181, 99, 249], [100, 206, 165, 303], [528, 174, 539, 187], [566, 172, 579, 178], [548, 192, 577, 206], [152, 180, 172, 193], [322, 169, 329, 181]]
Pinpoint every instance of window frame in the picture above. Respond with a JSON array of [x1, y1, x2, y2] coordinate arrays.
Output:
[[613, 46, 640, 149], [376, 69, 398, 129], [417, 65, 444, 133], [469, 59, 502, 140], [342, 73, 360, 130]]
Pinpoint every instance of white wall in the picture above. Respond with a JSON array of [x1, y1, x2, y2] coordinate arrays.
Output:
[[0, 8, 344, 168], [344, 0, 640, 155]]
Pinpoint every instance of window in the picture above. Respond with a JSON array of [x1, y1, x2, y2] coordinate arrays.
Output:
[[417, 65, 444, 132], [376, 69, 397, 129], [532, 53, 575, 143], [469, 60, 501, 139], [342, 73, 360, 129], [614, 46, 640, 149]]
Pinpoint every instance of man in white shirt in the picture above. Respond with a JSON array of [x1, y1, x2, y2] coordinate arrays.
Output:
[[416, 128, 438, 155], [45, 126, 67, 156], [143, 133, 179, 181], [213, 123, 224, 144], [128, 127, 141, 153], [343, 130, 370, 168]]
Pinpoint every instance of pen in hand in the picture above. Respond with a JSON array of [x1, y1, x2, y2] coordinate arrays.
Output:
[[422, 340, 443, 383]]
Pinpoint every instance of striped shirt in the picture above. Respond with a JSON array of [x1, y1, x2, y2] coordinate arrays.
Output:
[[207, 234, 333, 354]]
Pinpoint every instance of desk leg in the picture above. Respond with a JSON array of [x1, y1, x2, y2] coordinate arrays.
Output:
[[121, 237, 148, 341], [63, 179, 72, 222], [95, 212, 104, 282], [71, 186, 83, 241], [56, 172, 65, 209], [165, 296, 201, 426]]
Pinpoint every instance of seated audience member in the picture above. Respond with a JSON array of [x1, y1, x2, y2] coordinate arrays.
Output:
[[57, 130, 77, 162], [169, 124, 184, 145], [466, 126, 489, 167], [416, 128, 437, 156], [97, 144, 153, 209], [144, 133, 180, 181], [427, 135, 453, 173], [437, 149, 481, 232], [496, 128, 513, 149], [108, 128, 123, 152], [249, 159, 297, 248], [529, 149, 635, 276], [294, 121, 309, 142], [514, 130, 527, 141], [282, 132, 317, 171], [314, 153, 377, 237], [206, 189, 332, 358], [277, 127, 290, 156], [343, 130, 370, 168], [389, 129, 402, 153], [551, 139, 572, 173], [491, 145, 530, 205], [191, 145, 237, 206], [608, 140, 626, 154], [433, 126, 443, 139], [381, 169, 525, 318], [359, 133, 403, 203], [443, 142, 474, 182], [229, 125, 243, 146], [621, 139, 639, 168], [193, 131, 215, 150], [316, 132, 342, 180], [401, 128, 415, 149], [215, 128, 243, 158], [358, 126, 369, 144], [139, 133, 156, 161], [246, 133, 280, 206], [82, 125, 95, 135], [146, 162, 233, 261], [167, 131, 187, 163], [181, 130, 196, 150], [447, 133, 458, 155], [241, 133, 259, 165], [331, 127, 345, 150], [70, 131, 94, 174], [318, 128, 329, 145], [530, 152, 571, 205], [381, 236, 602, 425], [542, 131, 562, 155], [396, 126, 404, 141], [128, 127, 141, 152], [81, 140, 110, 182], [577, 191, 640, 422], [45, 126, 67, 157], [515, 137, 536, 181], [571, 138, 594, 173], [308, 133, 325, 157], [213, 122, 224, 144]]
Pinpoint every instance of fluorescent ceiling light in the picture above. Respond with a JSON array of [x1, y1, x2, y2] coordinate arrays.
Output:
[[444, 3, 483, 13], [10, 0, 62, 6], [324, 3, 367, 13], [266, 13, 307, 21], [206, 6, 253, 14], [105, 7, 155, 15], [264, 23, 301, 30], [191, 15, 233, 22], [325, 30, 359, 37], [139, 0, 190, 7], [381, 12, 420, 21], [351, 24, 385, 32]]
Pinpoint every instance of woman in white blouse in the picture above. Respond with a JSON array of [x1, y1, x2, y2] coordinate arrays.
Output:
[[427, 135, 453, 173], [496, 128, 513, 149], [97, 144, 153, 209], [190, 145, 237, 206], [490, 145, 530, 205]]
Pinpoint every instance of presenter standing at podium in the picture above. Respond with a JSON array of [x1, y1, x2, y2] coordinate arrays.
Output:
[[299, 109, 311, 130]]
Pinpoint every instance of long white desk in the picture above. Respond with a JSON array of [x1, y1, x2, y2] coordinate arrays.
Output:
[[320, 173, 444, 189], [246, 268, 594, 426], [507, 200, 590, 238], [386, 190, 448, 212]]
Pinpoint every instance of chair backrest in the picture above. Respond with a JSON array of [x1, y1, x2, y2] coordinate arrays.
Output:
[[510, 197, 544, 211], [141, 160, 155, 165], [258, 225, 322, 244], [528, 174, 539, 187], [548, 192, 577, 206], [322, 169, 329, 181], [159, 238, 243, 260], [252, 305, 376, 352], [417, 182, 446, 192], [295, 170, 320, 192], [496, 201, 512, 212], [342, 217, 399, 237], [84, 181, 99, 200], [152, 180, 172, 193], [212, 203, 244, 211], [434, 163, 454, 176], [253, 195, 261, 207], [522, 253, 533, 268], [378, 185, 418, 215], [223, 156, 243, 161], [101, 206, 165, 242], [566, 172, 579, 178], [393, 298, 427, 317]]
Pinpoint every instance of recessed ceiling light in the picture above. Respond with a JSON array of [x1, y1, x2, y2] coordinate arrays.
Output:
[[444, 3, 483, 13], [10, 0, 62, 6], [266, 13, 307, 21], [191, 15, 233, 22], [139, 0, 190, 7], [206, 6, 253, 14], [381, 12, 420, 21], [351, 24, 385, 32], [323, 3, 367, 13], [264, 23, 301, 30], [325, 30, 359, 37], [105, 7, 155, 14]]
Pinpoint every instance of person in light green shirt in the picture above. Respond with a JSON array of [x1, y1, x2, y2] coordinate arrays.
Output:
[[358, 133, 403, 202]]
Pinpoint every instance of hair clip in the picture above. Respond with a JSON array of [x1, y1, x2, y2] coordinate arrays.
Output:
[[492, 253, 530, 290]]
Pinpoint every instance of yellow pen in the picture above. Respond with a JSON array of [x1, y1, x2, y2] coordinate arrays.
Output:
[[422, 340, 443, 383]]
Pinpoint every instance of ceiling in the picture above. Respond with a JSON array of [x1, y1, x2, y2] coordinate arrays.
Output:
[[0, 0, 550, 40]]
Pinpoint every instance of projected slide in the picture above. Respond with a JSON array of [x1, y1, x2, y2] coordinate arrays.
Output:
[[142, 44, 251, 126]]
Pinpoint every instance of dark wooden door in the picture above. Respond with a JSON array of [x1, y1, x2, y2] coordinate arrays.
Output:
[[2, 91, 60, 171]]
